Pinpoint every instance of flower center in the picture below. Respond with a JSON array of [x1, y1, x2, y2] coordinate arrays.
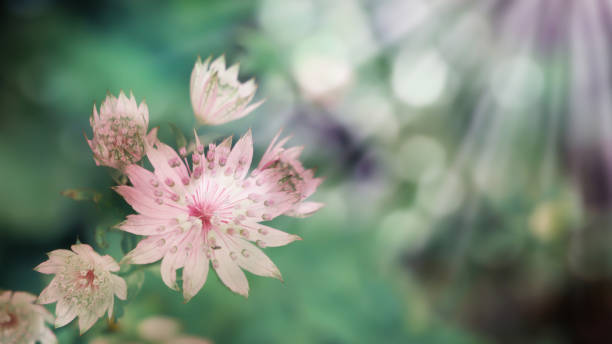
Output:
[[188, 203, 216, 231], [0, 312, 18, 329], [77, 269, 97, 289]]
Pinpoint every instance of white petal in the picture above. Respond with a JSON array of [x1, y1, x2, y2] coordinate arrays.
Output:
[[110, 274, 127, 300], [38, 280, 60, 304], [78, 311, 99, 334]]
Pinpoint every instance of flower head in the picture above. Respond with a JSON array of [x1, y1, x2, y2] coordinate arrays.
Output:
[[116, 130, 315, 300], [0, 290, 56, 344], [86, 91, 158, 171], [255, 132, 324, 217], [190, 56, 263, 125], [35, 244, 127, 334]]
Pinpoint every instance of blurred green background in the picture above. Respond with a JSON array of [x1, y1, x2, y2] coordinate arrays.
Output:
[[2, 0, 612, 343]]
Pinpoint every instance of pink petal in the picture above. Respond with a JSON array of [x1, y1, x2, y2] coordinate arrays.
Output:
[[286, 201, 325, 218], [115, 185, 184, 218], [232, 239, 281, 279], [34, 260, 62, 274], [182, 240, 209, 302], [38, 280, 60, 304], [226, 129, 253, 180], [118, 214, 170, 236], [125, 164, 158, 192], [123, 235, 168, 264], [146, 142, 188, 194], [160, 232, 192, 290], [98, 255, 120, 272], [213, 246, 249, 297], [70, 244, 97, 263], [240, 222, 302, 247]]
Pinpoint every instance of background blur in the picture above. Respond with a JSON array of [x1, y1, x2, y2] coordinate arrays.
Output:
[[2, 0, 612, 343]]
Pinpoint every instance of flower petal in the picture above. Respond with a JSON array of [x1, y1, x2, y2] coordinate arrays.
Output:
[[123, 235, 167, 264], [286, 201, 325, 218], [115, 185, 184, 218], [55, 299, 78, 328], [233, 239, 281, 280], [212, 247, 249, 297], [226, 129, 253, 180], [239, 222, 302, 247], [38, 280, 61, 304], [117, 214, 170, 235], [110, 274, 127, 300], [182, 240, 209, 302], [78, 310, 99, 334]]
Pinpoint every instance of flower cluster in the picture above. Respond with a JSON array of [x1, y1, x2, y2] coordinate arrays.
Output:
[[18, 55, 322, 338]]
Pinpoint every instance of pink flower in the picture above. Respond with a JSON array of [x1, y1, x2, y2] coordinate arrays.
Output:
[[116, 130, 306, 300], [35, 244, 127, 334], [255, 132, 324, 218], [0, 290, 56, 344], [190, 56, 263, 125], [86, 91, 158, 171]]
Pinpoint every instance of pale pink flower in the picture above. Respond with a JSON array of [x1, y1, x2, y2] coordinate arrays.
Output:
[[190, 56, 263, 125], [0, 290, 56, 344], [86, 91, 158, 170], [35, 244, 127, 334], [116, 130, 307, 300], [255, 132, 324, 218]]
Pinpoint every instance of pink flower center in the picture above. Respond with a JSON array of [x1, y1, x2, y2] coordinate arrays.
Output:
[[77, 269, 97, 289], [188, 203, 216, 231], [0, 312, 18, 329]]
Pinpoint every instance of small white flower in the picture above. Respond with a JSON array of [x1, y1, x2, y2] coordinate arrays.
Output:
[[190, 55, 263, 125], [35, 244, 127, 334]]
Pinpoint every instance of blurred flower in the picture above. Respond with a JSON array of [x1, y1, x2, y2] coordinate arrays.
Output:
[[255, 131, 323, 217], [0, 290, 56, 344], [35, 244, 127, 334], [165, 336, 212, 344], [116, 130, 320, 300], [190, 56, 263, 125], [138, 316, 181, 342], [86, 91, 158, 171]]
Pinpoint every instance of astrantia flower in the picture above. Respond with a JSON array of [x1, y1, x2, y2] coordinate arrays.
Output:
[[35, 244, 127, 334], [86, 91, 158, 171], [255, 132, 324, 218], [0, 290, 56, 344], [190, 56, 263, 125], [116, 130, 317, 300]]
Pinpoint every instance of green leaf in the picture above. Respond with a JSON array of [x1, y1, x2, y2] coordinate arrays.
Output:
[[95, 225, 109, 249], [169, 123, 187, 150], [126, 270, 146, 299], [121, 233, 137, 255]]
